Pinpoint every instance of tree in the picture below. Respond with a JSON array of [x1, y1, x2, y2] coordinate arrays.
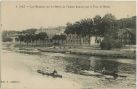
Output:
[[117, 16, 136, 29], [17, 28, 38, 46], [37, 32, 48, 40], [65, 23, 75, 34], [24, 34, 31, 46], [93, 15, 103, 36], [18, 35, 25, 44], [100, 34, 123, 50], [36, 32, 48, 46], [100, 35, 113, 50], [80, 18, 94, 36], [52, 34, 66, 46], [59, 34, 67, 45], [65, 18, 94, 37], [17, 30, 48, 46], [2, 37, 13, 42], [101, 13, 117, 36], [2, 30, 19, 42]]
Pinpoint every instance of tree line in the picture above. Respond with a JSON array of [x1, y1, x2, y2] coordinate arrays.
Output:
[[2, 13, 136, 49], [2, 28, 67, 46], [64, 13, 136, 49], [16, 29, 49, 45], [65, 13, 135, 37]]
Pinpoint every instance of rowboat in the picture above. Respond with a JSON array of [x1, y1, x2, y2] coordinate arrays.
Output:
[[79, 70, 127, 79], [79, 70, 102, 77], [15, 49, 40, 54], [37, 70, 62, 78]]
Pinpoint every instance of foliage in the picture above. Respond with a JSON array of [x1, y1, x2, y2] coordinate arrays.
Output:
[[65, 18, 93, 37], [2, 37, 13, 42], [3, 13, 135, 48], [17, 32, 48, 44], [100, 35, 123, 50], [113, 40, 123, 48], [2, 30, 19, 42], [117, 16, 136, 29], [65, 13, 118, 37], [65, 14, 136, 37], [36, 32, 48, 40], [52, 34, 66, 40], [100, 36, 113, 50], [101, 13, 117, 36], [65, 13, 136, 49], [93, 15, 103, 36]]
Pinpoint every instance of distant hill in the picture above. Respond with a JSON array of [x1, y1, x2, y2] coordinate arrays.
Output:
[[36, 26, 66, 36]]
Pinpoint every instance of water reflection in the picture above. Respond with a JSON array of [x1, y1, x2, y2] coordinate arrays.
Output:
[[9, 49, 136, 75], [91, 59, 119, 73], [63, 56, 135, 74], [65, 58, 90, 73], [2, 49, 136, 89]]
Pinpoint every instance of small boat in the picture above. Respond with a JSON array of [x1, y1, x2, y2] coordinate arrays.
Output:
[[37, 69, 62, 78], [79, 70, 127, 79], [15, 49, 40, 54], [79, 70, 102, 77], [65, 51, 71, 54]]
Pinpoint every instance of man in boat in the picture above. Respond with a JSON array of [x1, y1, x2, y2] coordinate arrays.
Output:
[[101, 67, 118, 79], [50, 69, 62, 78], [112, 70, 118, 79], [45, 67, 49, 72], [102, 67, 106, 74], [45, 67, 50, 75], [51, 69, 58, 75]]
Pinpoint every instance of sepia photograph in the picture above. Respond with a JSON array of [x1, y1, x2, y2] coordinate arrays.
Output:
[[1, 1, 136, 89]]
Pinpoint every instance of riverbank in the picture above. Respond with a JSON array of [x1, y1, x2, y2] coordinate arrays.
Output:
[[3, 43, 136, 59], [16, 47, 136, 59], [1, 50, 82, 89], [1, 48, 136, 89], [37, 47, 135, 59]]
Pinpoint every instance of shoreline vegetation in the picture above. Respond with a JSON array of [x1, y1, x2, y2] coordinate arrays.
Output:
[[4, 43, 135, 59], [38, 47, 135, 59], [2, 14, 136, 59]]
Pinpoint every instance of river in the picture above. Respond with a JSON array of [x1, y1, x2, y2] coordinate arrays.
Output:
[[1, 48, 136, 89]]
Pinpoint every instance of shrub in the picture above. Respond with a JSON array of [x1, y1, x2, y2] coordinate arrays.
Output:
[[100, 37, 122, 50], [113, 40, 123, 48], [100, 37, 112, 50], [2, 37, 13, 42]]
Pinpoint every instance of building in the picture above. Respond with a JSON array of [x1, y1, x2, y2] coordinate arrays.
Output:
[[90, 36, 103, 46]]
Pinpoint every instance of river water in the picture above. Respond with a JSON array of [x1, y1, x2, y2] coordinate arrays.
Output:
[[1, 48, 136, 89]]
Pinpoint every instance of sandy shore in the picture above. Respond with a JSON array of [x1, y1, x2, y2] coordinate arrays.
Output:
[[1, 49, 136, 89], [1, 50, 82, 89]]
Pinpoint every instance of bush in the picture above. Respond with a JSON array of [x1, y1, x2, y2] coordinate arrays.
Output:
[[2, 37, 13, 42], [100, 37, 113, 50], [100, 37, 122, 50], [113, 40, 123, 48]]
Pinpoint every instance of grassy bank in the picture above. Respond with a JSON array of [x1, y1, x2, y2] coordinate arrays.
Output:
[[5, 43, 136, 59], [37, 47, 135, 59]]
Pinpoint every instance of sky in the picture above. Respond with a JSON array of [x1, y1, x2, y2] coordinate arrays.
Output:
[[1, 1, 136, 31]]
